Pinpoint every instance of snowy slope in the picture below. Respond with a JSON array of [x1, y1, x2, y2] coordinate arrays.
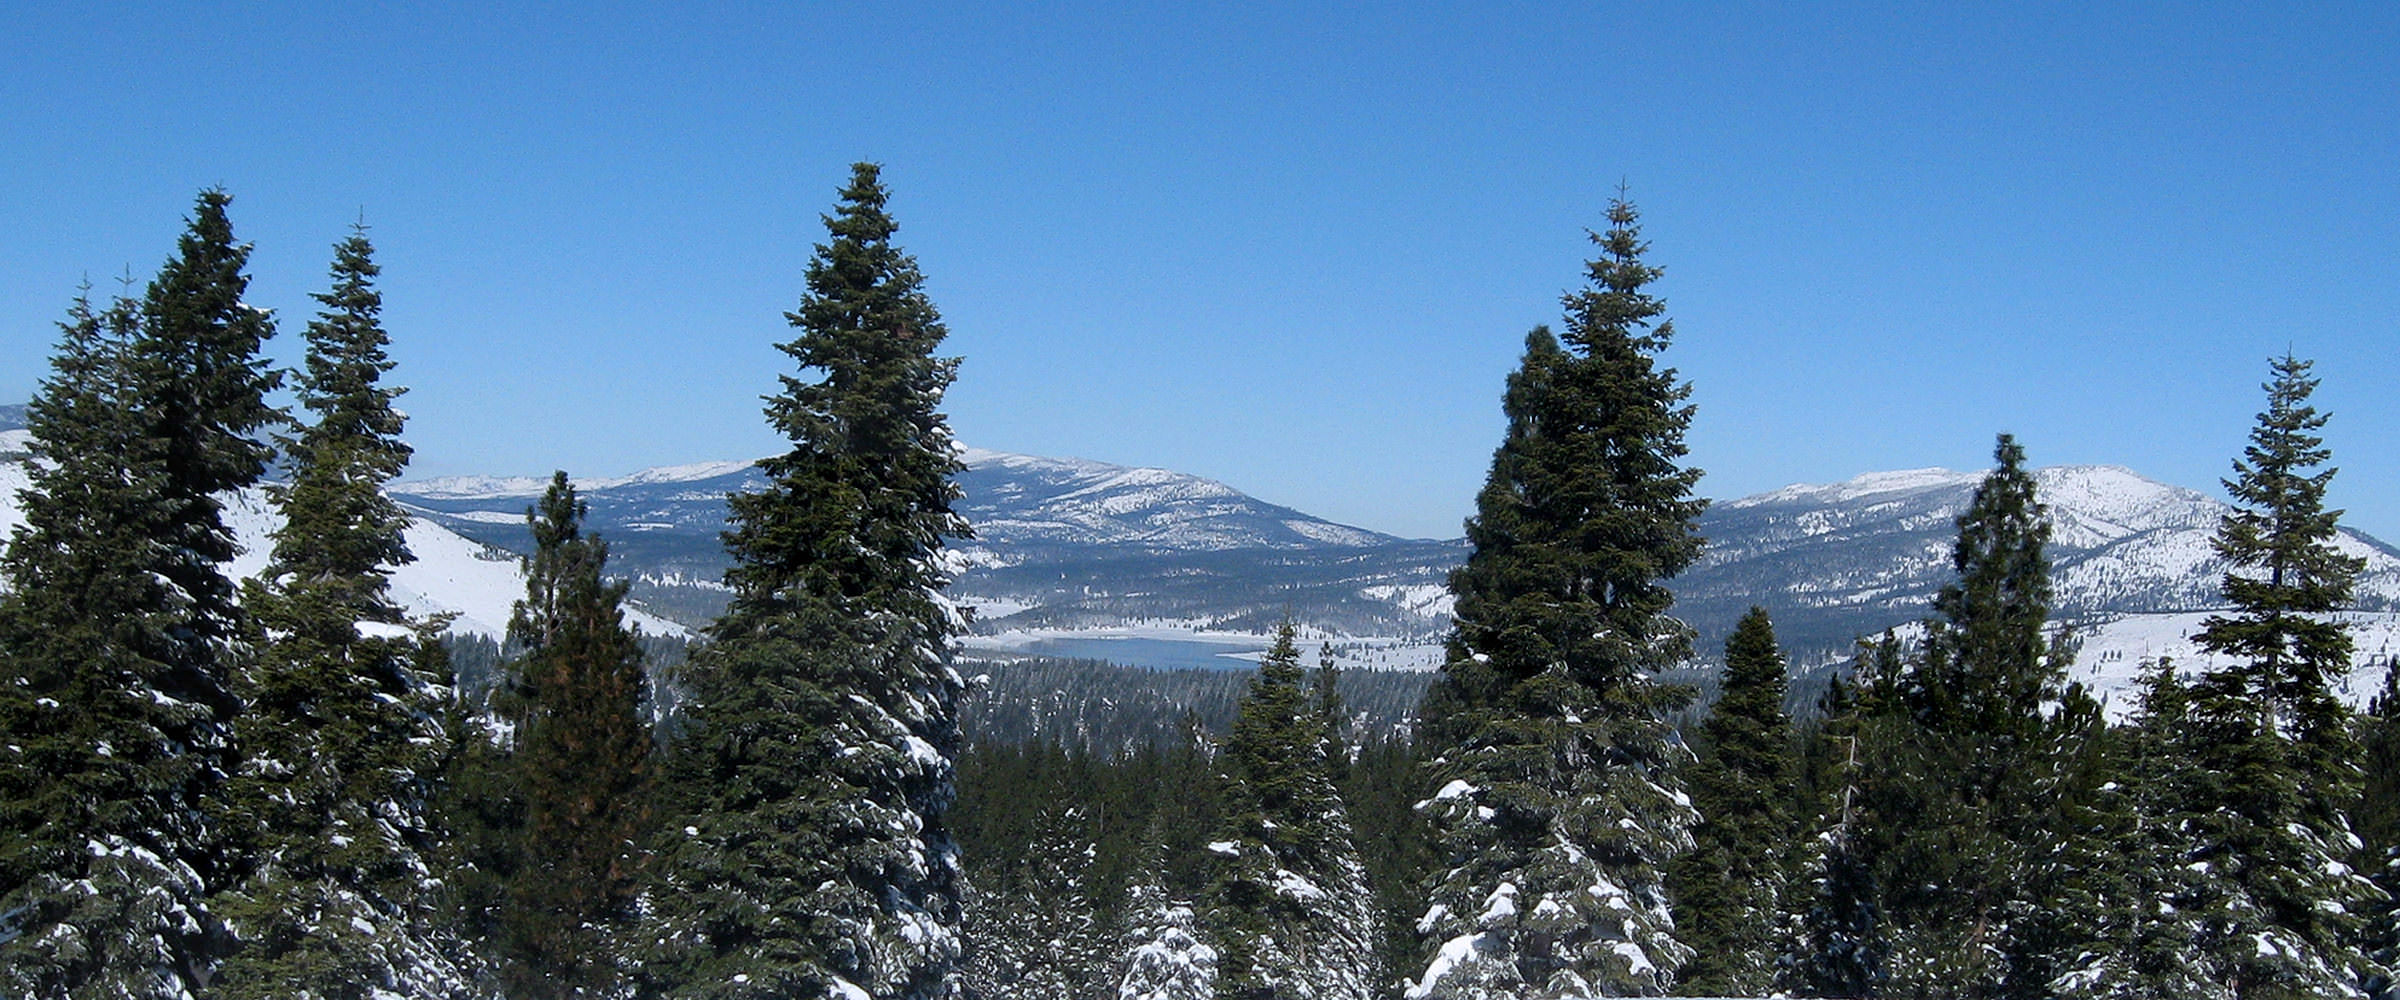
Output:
[[1679, 463, 2400, 660], [0, 446, 683, 639], [2064, 610, 2400, 720]]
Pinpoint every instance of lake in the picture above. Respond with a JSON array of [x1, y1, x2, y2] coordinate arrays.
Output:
[[968, 635, 1277, 672]]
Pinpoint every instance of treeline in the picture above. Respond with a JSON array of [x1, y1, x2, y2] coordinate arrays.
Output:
[[957, 655, 1433, 752]]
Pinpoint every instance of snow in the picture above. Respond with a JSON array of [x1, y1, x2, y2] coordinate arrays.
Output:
[[395, 458, 760, 499], [1406, 933, 1486, 1000], [1478, 883, 1518, 923], [1724, 467, 1976, 509], [2061, 609, 2400, 721]]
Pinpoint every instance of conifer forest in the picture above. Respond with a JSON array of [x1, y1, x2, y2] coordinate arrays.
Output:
[[10, 168, 2400, 1000]]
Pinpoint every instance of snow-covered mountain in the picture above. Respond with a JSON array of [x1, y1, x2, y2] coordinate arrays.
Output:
[[0, 428, 682, 639], [1678, 464, 2400, 661], [391, 448, 2400, 668], [394, 448, 1450, 635]]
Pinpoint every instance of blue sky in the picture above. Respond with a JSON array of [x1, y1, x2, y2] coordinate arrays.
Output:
[[5, 2, 2395, 541]]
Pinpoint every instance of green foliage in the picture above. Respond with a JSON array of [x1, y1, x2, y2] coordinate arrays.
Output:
[[647, 163, 968, 1000], [484, 474, 658, 998], [1206, 623, 1376, 1000], [1669, 607, 1798, 995], [131, 188, 285, 660], [1414, 195, 1704, 999], [0, 190, 282, 997], [1859, 434, 2068, 999], [213, 227, 462, 999], [0, 289, 217, 998], [2178, 353, 2379, 997]]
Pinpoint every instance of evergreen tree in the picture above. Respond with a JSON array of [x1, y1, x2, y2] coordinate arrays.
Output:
[[1, 189, 281, 997], [1412, 195, 1705, 999], [2181, 355, 2380, 997], [1863, 434, 2066, 998], [213, 226, 469, 999], [131, 188, 284, 668], [2359, 665, 2400, 1000], [647, 163, 970, 1000], [1206, 622, 1376, 1000], [1668, 606, 1797, 996], [964, 802, 1105, 1000], [0, 289, 215, 998], [2034, 660, 2218, 999], [1118, 843, 1220, 1000], [497, 473, 656, 999], [1782, 637, 1889, 999]]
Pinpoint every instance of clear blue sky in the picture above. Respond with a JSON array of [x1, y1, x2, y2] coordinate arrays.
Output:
[[5, 2, 2395, 541]]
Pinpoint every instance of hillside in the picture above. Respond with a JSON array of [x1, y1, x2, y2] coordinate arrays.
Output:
[[0, 429, 682, 640]]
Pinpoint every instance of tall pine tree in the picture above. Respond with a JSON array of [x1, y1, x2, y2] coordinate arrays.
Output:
[[496, 473, 657, 999], [213, 225, 470, 999], [0, 289, 214, 998], [1862, 434, 2067, 999], [132, 188, 285, 675], [2180, 355, 2381, 997], [1, 190, 282, 997], [1412, 195, 1705, 999], [647, 163, 970, 1000]]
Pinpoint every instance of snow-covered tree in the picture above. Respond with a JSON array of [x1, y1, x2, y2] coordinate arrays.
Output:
[[1206, 622, 1376, 1000], [1412, 195, 1704, 999], [1117, 860, 1218, 1000], [646, 162, 970, 1000], [0, 289, 219, 999], [212, 225, 472, 999], [0, 190, 281, 998], [963, 803, 1105, 1000]]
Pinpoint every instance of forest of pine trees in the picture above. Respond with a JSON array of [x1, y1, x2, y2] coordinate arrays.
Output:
[[3, 176, 2397, 1000]]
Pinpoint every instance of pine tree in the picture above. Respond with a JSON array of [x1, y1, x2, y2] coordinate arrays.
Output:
[[213, 226, 469, 999], [2033, 660, 2219, 999], [2181, 355, 2381, 997], [647, 163, 970, 1000], [131, 188, 285, 669], [2359, 665, 2400, 1000], [1668, 606, 1797, 995], [1864, 434, 2067, 998], [964, 802, 1105, 1000], [1783, 639, 1888, 999], [0, 289, 215, 998], [496, 473, 656, 999], [1206, 622, 1376, 1000], [1, 190, 282, 997], [1412, 195, 1705, 999], [1118, 835, 1219, 1000]]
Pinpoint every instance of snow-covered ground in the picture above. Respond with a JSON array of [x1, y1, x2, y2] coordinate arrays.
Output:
[[0, 461, 685, 640], [2064, 609, 2400, 720]]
